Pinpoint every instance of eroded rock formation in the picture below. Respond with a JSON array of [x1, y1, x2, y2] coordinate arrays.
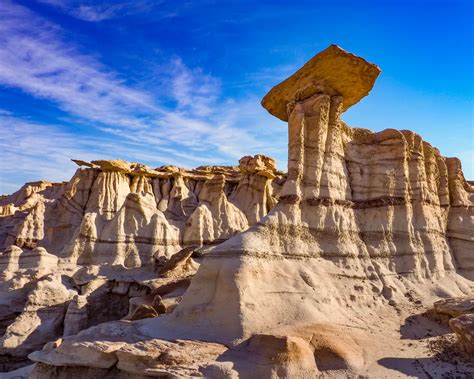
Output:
[[0, 155, 283, 370], [0, 45, 473, 377]]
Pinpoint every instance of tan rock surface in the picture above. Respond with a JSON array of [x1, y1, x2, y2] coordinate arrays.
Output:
[[434, 297, 474, 318], [90, 159, 132, 172], [1, 45, 474, 377], [261, 44, 381, 121], [0, 155, 282, 370], [127, 304, 159, 321], [183, 174, 249, 245], [0, 274, 74, 358], [28, 321, 231, 377], [157, 246, 197, 279], [449, 314, 474, 355]]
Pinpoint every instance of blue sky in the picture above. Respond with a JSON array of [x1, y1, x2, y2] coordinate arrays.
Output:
[[0, 0, 472, 194]]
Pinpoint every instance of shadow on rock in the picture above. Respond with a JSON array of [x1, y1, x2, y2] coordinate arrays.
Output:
[[378, 356, 474, 379], [400, 313, 450, 340]]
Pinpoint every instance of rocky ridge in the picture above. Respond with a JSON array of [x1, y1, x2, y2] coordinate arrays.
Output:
[[0, 155, 283, 371]]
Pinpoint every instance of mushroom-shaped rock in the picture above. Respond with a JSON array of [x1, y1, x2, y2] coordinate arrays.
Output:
[[261, 44, 381, 121]]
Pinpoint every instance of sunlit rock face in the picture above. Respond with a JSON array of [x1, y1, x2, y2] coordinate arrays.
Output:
[[153, 65, 473, 351], [0, 155, 283, 262], [1, 45, 473, 377], [0, 155, 283, 370]]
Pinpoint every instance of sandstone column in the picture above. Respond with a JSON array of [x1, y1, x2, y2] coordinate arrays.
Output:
[[262, 44, 380, 205]]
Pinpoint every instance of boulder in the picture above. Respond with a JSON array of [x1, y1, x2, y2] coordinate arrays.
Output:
[[158, 246, 197, 278], [449, 314, 474, 355], [434, 297, 474, 318]]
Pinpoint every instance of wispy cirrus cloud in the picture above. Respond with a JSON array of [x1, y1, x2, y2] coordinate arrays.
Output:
[[0, 1, 287, 193], [169, 58, 221, 117], [36, 0, 161, 22], [0, 112, 225, 194], [0, 114, 102, 194], [0, 2, 162, 130]]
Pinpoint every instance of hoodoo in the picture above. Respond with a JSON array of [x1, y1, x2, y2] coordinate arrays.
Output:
[[1, 45, 473, 378], [261, 44, 381, 120]]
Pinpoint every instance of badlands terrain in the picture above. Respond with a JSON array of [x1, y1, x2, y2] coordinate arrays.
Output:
[[0, 45, 473, 378]]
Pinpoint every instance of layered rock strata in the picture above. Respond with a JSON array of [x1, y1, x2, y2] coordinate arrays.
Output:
[[2, 45, 474, 377], [0, 155, 282, 369]]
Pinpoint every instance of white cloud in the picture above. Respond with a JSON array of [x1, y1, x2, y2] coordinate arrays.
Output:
[[0, 3, 163, 130], [0, 1, 288, 194], [0, 109, 285, 195], [0, 113, 210, 194], [169, 58, 221, 117], [36, 0, 158, 22], [0, 115, 98, 194]]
